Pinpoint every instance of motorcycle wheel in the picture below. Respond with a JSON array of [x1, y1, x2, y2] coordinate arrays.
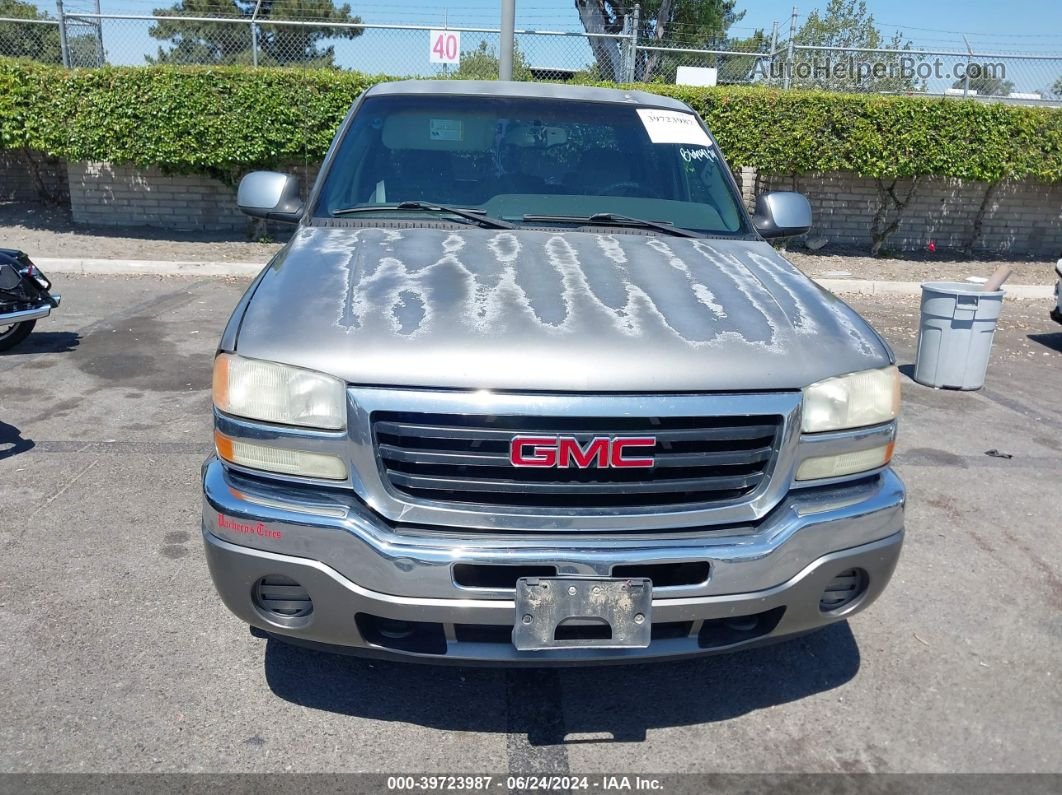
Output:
[[0, 320, 36, 352]]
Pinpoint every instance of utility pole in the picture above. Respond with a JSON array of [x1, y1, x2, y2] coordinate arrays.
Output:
[[250, 0, 264, 67], [627, 3, 640, 83], [784, 5, 797, 89], [442, 10, 448, 78], [962, 34, 973, 98], [499, 0, 515, 80], [92, 0, 104, 66], [55, 0, 70, 67], [768, 20, 778, 83]]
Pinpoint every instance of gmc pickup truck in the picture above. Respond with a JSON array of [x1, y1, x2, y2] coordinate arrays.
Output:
[[203, 80, 905, 664]]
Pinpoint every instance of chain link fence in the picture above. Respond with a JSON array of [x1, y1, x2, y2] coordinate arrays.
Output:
[[1, 16, 62, 64], [1, 11, 1060, 106], [778, 44, 1062, 104]]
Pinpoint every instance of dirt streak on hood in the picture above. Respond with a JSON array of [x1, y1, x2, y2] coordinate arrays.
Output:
[[234, 226, 890, 392]]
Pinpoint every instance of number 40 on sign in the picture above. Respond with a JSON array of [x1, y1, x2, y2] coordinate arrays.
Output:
[[429, 30, 461, 65]]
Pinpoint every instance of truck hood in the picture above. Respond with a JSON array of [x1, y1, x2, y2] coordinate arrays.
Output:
[[234, 225, 890, 392]]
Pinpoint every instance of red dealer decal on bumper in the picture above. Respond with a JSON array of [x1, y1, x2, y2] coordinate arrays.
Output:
[[217, 513, 283, 539]]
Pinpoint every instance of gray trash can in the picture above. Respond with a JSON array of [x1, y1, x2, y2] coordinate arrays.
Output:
[[913, 281, 1004, 390]]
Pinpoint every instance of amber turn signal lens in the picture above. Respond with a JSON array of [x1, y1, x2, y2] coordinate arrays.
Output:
[[214, 430, 347, 481], [796, 442, 895, 481], [212, 354, 230, 410], [213, 429, 235, 463]]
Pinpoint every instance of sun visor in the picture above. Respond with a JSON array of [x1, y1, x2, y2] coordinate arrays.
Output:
[[381, 113, 496, 151]]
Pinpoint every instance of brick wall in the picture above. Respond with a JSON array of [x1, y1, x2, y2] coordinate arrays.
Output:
[[67, 161, 320, 233], [0, 150, 67, 203], [5, 154, 1061, 256], [758, 171, 1062, 258], [69, 162, 246, 232], [732, 165, 758, 212]]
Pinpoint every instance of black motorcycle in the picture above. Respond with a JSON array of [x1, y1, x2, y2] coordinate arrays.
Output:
[[0, 249, 61, 352]]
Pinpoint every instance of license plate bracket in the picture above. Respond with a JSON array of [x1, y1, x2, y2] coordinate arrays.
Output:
[[512, 576, 652, 651]]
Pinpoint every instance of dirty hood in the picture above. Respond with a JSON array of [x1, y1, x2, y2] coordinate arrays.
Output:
[[234, 226, 890, 392]]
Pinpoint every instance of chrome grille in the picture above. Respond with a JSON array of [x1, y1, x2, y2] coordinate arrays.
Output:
[[372, 412, 782, 510]]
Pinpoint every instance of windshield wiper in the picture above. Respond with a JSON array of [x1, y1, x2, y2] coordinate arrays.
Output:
[[522, 213, 702, 238], [332, 201, 513, 229]]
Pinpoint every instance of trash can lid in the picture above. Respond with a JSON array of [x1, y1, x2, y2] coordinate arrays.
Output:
[[921, 281, 1005, 298]]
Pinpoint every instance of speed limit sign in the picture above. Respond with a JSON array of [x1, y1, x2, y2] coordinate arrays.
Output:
[[429, 30, 461, 65]]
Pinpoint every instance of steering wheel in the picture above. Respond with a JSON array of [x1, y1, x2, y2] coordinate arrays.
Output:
[[598, 180, 645, 197]]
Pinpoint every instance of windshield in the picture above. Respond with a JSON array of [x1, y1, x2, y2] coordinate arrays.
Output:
[[313, 94, 750, 236]]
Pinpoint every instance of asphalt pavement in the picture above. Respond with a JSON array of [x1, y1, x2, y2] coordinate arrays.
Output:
[[1, 274, 1060, 775]]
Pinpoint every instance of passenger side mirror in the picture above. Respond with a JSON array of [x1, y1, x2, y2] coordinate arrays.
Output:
[[237, 171, 304, 223], [752, 191, 812, 239]]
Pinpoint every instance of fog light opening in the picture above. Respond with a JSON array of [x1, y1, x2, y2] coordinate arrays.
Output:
[[819, 568, 869, 614], [697, 607, 785, 649], [252, 575, 313, 627], [723, 615, 759, 632], [355, 613, 447, 655], [376, 618, 416, 640]]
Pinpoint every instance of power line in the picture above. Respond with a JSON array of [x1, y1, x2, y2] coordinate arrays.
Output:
[[874, 20, 1062, 38]]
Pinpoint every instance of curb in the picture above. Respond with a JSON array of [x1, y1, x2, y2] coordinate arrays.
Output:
[[35, 258, 1055, 300], [36, 257, 266, 278], [814, 278, 1052, 300]]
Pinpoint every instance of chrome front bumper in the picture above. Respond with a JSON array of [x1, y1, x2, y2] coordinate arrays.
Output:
[[202, 458, 905, 663]]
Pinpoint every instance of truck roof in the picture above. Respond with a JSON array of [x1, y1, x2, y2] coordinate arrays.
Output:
[[364, 79, 694, 111]]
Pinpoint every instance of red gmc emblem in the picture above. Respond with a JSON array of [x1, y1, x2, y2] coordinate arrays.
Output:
[[509, 436, 656, 469]]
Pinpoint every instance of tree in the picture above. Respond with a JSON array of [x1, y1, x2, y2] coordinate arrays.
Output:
[[715, 28, 769, 85], [638, 0, 745, 82], [0, 0, 103, 66], [1053, 77, 1062, 98], [951, 71, 1014, 97], [452, 40, 531, 81], [572, 0, 744, 82], [782, 0, 920, 93], [149, 0, 363, 67], [0, 0, 61, 63]]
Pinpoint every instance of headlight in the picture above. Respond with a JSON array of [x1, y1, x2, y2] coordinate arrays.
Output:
[[802, 366, 900, 433], [213, 354, 346, 430]]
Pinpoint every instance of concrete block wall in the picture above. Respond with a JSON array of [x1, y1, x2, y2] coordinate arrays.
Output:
[[733, 166, 758, 213], [69, 162, 248, 232], [6, 154, 1061, 256], [1, 150, 67, 203], [68, 161, 321, 233], [758, 171, 1062, 258]]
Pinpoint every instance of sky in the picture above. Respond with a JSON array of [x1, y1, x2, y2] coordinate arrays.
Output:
[[59, 0, 1062, 47], [25, 0, 1062, 89]]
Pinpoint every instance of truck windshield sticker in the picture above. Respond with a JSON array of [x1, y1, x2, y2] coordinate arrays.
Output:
[[636, 109, 712, 146], [430, 118, 464, 142], [680, 147, 717, 164]]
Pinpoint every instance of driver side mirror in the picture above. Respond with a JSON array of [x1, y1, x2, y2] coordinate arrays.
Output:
[[237, 171, 304, 223], [752, 191, 812, 239]]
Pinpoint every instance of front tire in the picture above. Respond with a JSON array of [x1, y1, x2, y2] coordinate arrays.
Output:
[[0, 320, 36, 352]]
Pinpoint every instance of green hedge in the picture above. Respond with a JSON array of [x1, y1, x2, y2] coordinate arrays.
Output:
[[2, 59, 1060, 183], [655, 84, 1062, 183], [0, 61, 378, 180]]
